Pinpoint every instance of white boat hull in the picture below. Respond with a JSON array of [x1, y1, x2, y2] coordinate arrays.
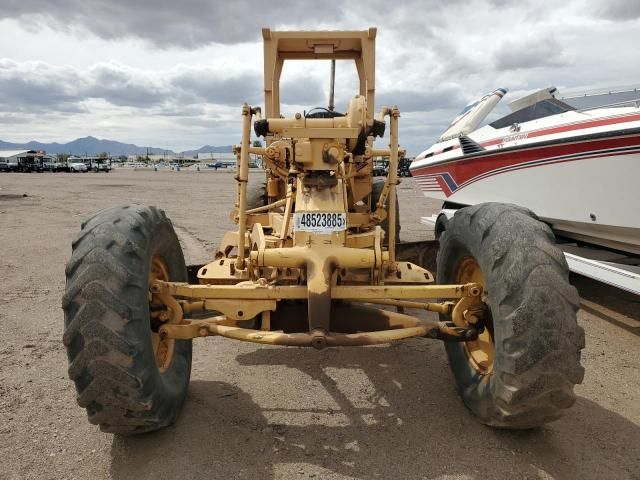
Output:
[[412, 132, 640, 255]]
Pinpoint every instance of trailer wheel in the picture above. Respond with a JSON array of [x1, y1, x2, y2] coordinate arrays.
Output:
[[372, 178, 401, 242], [437, 202, 584, 428], [62, 205, 192, 434]]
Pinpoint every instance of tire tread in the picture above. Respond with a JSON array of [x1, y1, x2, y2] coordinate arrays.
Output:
[[63, 205, 190, 434], [438, 202, 584, 428]]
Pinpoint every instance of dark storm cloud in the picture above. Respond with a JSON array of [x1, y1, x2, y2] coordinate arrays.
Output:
[[597, 0, 640, 20], [0, 60, 319, 112], [170, 69, 263, 105], [0, 114, 31, 124], [493, 35, 567, 71], [1, 0, 272, 48], [169, 69, 324, 107], [0, 58, 329, 134], [84, 64, 168, 107], [0, 0, 332, 48], [0, 60, 85, 112], [0, 0, 463, 49], [1, 0, 636, 153], [0, 60, 170, 111], [377, 85, 466, 113], [0, 76, 84, 112], [154, 105, 206, 117], [278, 77, 326, 106]]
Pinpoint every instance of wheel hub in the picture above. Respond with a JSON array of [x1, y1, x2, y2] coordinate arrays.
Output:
[[149, 256, 175, 372], [455, 256, 494, 374]]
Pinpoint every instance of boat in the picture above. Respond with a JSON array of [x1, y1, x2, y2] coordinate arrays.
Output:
[[410, 85, 640, 256]]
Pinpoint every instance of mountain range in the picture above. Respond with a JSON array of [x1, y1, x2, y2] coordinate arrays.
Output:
[[0, 136, 234, 157]]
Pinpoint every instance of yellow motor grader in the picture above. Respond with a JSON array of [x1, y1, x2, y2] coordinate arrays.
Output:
[[62, 28, 584, 434]]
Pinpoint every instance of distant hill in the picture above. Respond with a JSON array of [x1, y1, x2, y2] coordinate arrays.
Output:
[[180, 145, 234, 156], [0, 136, 233, 157]]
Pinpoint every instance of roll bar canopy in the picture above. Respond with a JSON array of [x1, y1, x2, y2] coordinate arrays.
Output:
[[262, 28, 377, 119]]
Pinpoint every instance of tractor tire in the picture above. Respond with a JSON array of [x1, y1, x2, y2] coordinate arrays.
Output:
[[372, 178, 401, 243], [434, 213, 449, 240], [62, 205, 192, 434], [247, 181, 268, 209], [437, 202, 584, 429]]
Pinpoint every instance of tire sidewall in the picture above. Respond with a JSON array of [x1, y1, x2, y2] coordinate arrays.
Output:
[[436, 203, 583, 428], [140, 214, 192, 406], [437, 229, 498, 421]]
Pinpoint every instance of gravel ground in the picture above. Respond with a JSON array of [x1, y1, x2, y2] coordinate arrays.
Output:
[[0, 169, 638, 480]]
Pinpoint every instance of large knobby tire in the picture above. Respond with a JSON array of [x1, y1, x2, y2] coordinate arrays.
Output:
[[434, 213, 449, 240], [247, 181, 267, 209], [62, 205, 192, 434], [371, 178, 401, 243], [437, 203, 585, 428]]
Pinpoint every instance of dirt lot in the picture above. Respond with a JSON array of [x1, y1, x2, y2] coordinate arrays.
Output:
[[0, 169, 638, 480]]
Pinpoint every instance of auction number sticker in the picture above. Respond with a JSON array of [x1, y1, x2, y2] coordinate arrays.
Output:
[[294, 212, 347, 233]]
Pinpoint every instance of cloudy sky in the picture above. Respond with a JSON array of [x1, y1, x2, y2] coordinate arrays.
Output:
[[1, 0, 639, 153]]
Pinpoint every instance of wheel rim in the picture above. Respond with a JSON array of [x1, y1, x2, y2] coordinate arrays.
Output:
[[455, 256, 494, 375], [149, 256, 175, 372]]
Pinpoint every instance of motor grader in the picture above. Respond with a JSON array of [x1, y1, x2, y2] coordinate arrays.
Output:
[[62, 28, 584, 434]]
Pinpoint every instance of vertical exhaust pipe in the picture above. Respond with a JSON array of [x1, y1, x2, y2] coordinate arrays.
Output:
[[328, 59, 336, 112]]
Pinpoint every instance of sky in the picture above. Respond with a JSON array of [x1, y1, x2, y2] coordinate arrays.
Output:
[[0, 0, 639, 154]]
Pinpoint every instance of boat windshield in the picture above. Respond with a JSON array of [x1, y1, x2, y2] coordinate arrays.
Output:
[[560, 87, 640, 110], [489, 98, 575, 129], [457, 100, 481, 117]]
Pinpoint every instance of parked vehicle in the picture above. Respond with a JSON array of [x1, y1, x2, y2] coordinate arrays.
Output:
[[69, 162, 88, 173], [398, 157, 412, 177], [0, 150, 34, 172], [41, 156, 67, 172], [17, 155, 43, 172], [86, 157, 112, 172], [207, 162, 226, 169], [372, 159, 388, 176]]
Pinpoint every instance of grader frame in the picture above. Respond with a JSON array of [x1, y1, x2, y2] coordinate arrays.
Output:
[[151, 28, 486, 351]]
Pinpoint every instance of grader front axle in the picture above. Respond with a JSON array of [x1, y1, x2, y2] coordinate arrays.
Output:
[[151, 279, 485, 349]]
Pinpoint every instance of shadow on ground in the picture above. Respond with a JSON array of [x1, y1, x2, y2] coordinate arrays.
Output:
[[571, 273, 640, 335], [109, 344, 639, 479]]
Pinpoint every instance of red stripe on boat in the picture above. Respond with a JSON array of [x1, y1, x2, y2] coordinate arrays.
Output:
[[412, 134, 640, 197]]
